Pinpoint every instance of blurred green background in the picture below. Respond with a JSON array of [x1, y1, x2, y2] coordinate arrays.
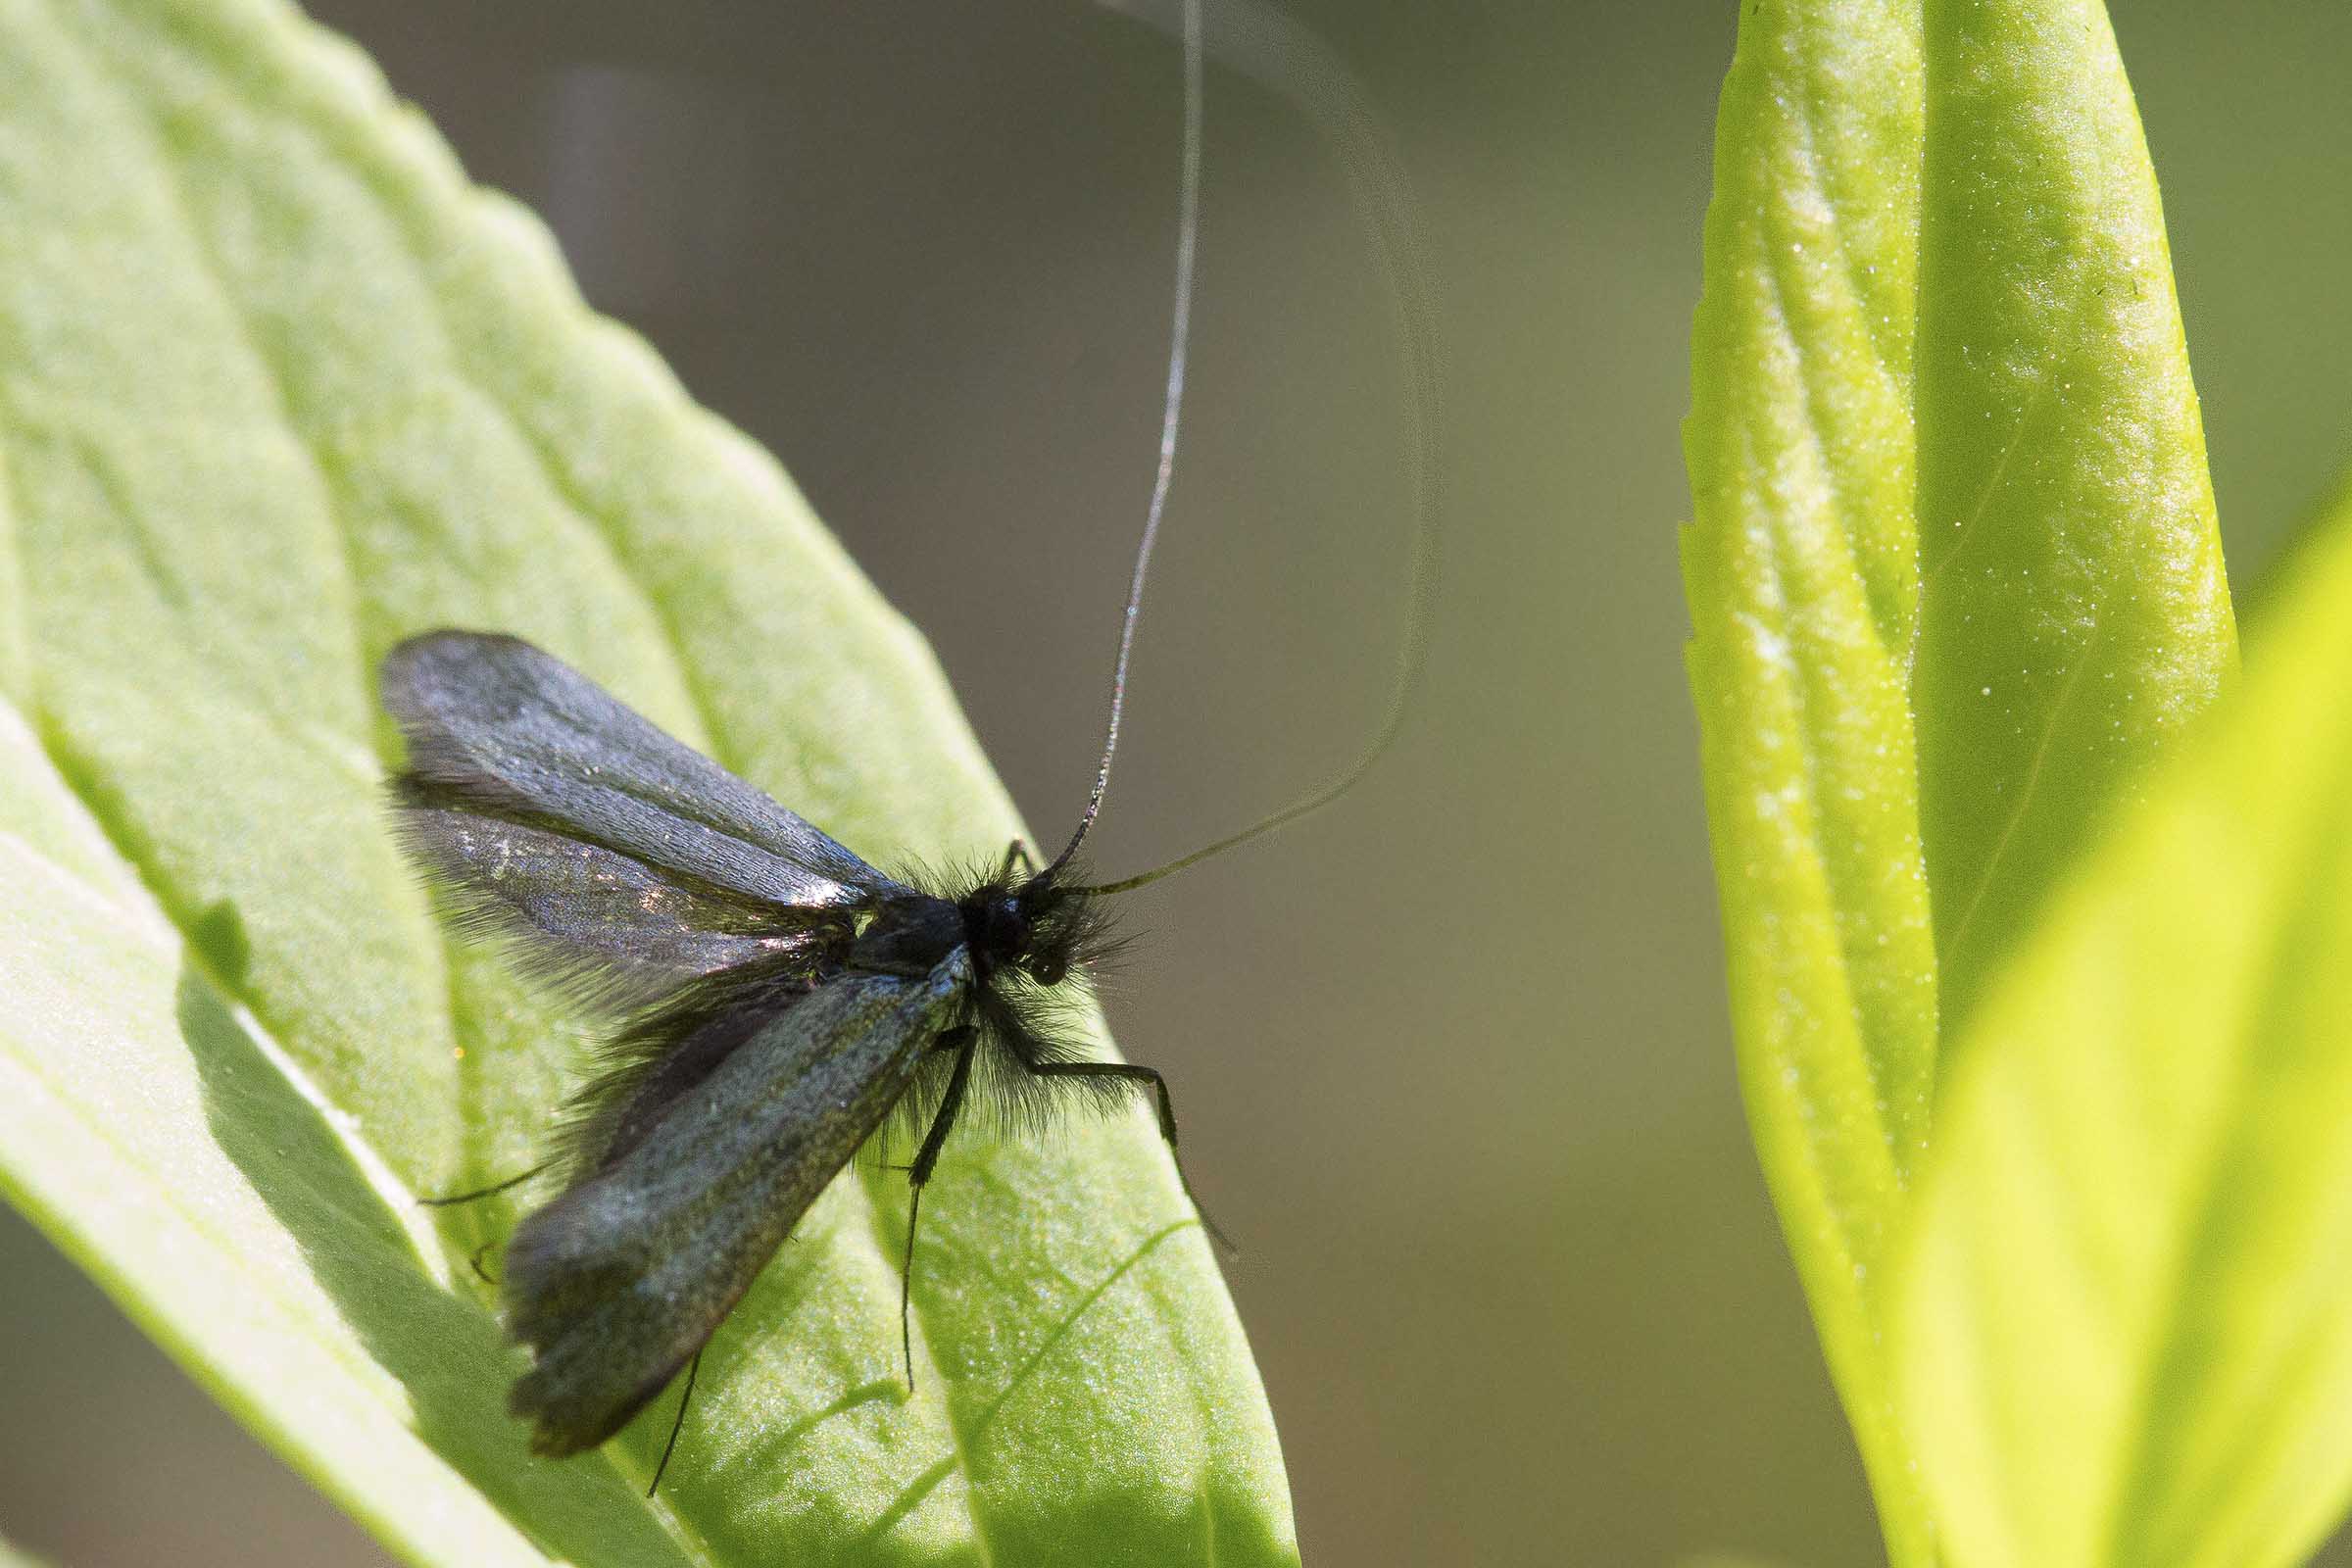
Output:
[[3, 2, 2349, 1564]]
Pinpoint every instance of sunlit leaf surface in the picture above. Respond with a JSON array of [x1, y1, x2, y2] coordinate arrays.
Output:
[[1685, 1, 2233, 1559], [1899, 482, 2352, 1568], [1683, 3, 1936, 1556], [1912, 0, 2234, 1032]]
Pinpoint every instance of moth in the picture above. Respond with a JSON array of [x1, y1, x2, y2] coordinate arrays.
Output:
[[386, 0, 1435, 1494], [383, 627, 1206, 1469]]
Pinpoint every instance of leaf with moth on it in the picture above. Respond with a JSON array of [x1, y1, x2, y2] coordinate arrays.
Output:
[[0, 0, 1294, 1562], [1897, 476, 2352, 1568]]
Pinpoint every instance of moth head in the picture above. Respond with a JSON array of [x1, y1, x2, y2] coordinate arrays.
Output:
[[957, 866, 1112, 987], [1014, 872, 1114, 988]]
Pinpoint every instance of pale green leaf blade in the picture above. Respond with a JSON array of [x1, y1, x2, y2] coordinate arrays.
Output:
[[0, 697, 667, 1568], [1898, 487, 2352, 1568], [1913, 0, 2236, 1029], [1680, 3, 1936, 1560], [0, 0, 1293, 1562], [0, 1531, 55, 1568]]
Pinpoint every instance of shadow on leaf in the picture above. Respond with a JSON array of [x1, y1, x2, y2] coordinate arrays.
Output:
[[175, 938, 693, 1567]]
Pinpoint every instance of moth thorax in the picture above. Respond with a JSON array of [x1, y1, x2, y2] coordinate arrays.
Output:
[[959, 892, 1033, 974], [847, 898, 962, 977]]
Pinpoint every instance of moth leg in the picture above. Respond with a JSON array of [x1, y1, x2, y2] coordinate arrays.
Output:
[[417, 1160, 551, 1208], [424, 1167, 539, 1290], [646, 1348, 702, 1498], [1026, 1062, 1237, 1253], [876, 1034, 970, 1173], [901, 1026, 979, 1391], [999, 838, 1036, 880]]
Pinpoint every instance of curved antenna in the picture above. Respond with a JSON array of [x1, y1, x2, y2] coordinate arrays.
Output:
[[1050, 0, 1206, 874], [1062, 0, 1443, 898]]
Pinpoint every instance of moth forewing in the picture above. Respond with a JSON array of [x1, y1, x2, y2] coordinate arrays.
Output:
[[381, 630, 893, 909], [503, 957, 968, 1455]]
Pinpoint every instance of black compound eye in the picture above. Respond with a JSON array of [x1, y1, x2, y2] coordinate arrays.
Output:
[[1031, 954, 1068, 987]]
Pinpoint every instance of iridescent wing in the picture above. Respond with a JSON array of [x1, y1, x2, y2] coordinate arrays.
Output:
[[382, 630, 902, 909], [501, 957, 967, 1454], [381, 630, 908, 1004]]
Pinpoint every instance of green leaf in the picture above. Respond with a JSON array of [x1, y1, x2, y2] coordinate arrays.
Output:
[[1682, 3, 1936, 1558], [0, 1534, 54, 1568], [1686, 0, 2235, 1558], [0, 1, 1293, 1564], [0, 703, 641, 1566], [1895, 483, 2352, 1568], [1912, 0, 2235, 1030]]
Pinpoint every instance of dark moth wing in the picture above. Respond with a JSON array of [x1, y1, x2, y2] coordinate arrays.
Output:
[[387, 808, 841, 1010], [505, 957, 967, 1454], [380, 630, 909, 1005], [382, 630, 901, 911]]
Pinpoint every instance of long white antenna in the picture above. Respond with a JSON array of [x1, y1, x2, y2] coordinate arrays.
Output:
[[1051, 0, 1205, 873], [1061, 0, 1443, 896]]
